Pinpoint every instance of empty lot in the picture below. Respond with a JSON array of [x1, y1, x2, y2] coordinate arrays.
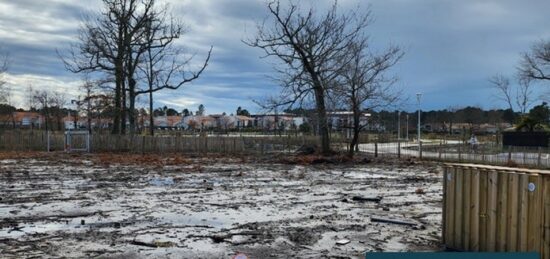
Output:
[[0, 153, 443, 258]]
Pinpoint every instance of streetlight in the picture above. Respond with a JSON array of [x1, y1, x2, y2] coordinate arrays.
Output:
[[406, 114, 409, 142], [416, 93, 422, 156]]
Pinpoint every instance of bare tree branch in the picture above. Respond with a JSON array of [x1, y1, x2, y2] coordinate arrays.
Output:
[[489, 74, 514, 112], [245, 0, 372, 155], [334, 39, 404, 157], [519, 40, 550, 83]]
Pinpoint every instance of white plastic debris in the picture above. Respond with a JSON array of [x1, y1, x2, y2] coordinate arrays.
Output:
[[336, 239, 351, 245]]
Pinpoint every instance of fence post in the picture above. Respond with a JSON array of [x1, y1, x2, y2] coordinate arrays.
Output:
[[538, 147, 542, 167], [86, 132, 90, 153], [397, 140, 401, 158], [419, 141, 422, 159], [375, 142, 378, 158], [205, 135, 208, 154], [141, 135, 145, 154], [47, 131, 50, 152], [287, 134, 291, 153], [522, 147, 526, 166], [458, 145, 462, 162], [261, 138, 265, 155], [438, 141, 442, 160]]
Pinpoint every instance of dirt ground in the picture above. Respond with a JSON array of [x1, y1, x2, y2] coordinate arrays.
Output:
[[0, 153, 444, 258]]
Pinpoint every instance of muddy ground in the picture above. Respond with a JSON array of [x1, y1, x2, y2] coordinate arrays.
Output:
[[0, 153, 444, 258]]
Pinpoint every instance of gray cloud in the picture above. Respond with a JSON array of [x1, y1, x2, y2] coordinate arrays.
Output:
[[0, 0, 549, 113]]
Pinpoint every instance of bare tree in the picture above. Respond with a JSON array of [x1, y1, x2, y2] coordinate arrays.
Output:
[[516, 79, 534, 114], [26, 84, 37, 111], [33, 90, 52, 131], [336, 41, 403, 158], [489, 74, 534, 121], [489, 74, 514, 112], [135, 6, 211, 136], [80, 79, 98, 134], [519, 40, 550, 84], [62, 0, 211, 135], [0, 48, 9, 104], [246, 1, 371, 155], [61, 0, 156, 134]]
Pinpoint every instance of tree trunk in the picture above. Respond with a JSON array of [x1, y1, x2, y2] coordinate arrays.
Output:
[[121, 83, 126, 134], [128, 77, 136, 136], [149, 89, 154, 136], [313, 86, 331, 155], [348, 111, 361, 158]]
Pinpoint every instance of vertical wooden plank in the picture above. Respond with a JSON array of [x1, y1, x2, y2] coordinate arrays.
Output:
[[455, 166, 464, 250], [528, 174, 542, 252], [487, 170, 498, 252], [463, 168, 472, 250], [479, 169, 488, 251], [443, 165, 448, 245], [518, 174, 530, 251], [542, 175, 550, 259], [507, 173, 519, 252], [470, 169, 480, 251], [497, 172, 509, 251], [445, 166, 456, 249]]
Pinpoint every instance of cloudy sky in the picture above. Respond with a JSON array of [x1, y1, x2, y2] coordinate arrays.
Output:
[[0, 0, 549, 114]]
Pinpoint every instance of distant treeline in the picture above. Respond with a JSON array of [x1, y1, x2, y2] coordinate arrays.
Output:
[[286, 106, 517, 132]]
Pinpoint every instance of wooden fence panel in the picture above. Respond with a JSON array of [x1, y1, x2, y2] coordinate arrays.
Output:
[[444, 164, 549, 259]]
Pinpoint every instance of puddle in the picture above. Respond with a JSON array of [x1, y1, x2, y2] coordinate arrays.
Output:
[[149, 177, 174, 186]]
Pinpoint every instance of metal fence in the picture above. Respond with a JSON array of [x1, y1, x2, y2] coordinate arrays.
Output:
[[2, 130, 548, 168], [359, 140, 550, 169], [0, 130, 322, 155]]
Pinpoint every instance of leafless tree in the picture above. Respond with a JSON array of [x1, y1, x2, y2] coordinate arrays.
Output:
[[0, 48, 9, 104], [80, 79, 98, 134], [135, 5, 212, 136], [33, 90, 67, 131], [26, 84, 37, 111], [246, 1, 371, 155], [489, 74, 534, 117], [33, 90, 52, 131], [62, 0, 211, 136], [489, 74, 514, 112], [516, 79, 534, 114], [60, 0, 156, 134], [335, 41, 403, 157], [519, 40, 550, 84]]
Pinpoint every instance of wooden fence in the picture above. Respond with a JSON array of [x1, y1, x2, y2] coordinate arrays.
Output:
[[443, 164, 550, 258], [0, 130, 322, 154]]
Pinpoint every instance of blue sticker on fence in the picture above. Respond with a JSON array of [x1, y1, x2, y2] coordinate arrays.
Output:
[[365, 252, 539, 259]]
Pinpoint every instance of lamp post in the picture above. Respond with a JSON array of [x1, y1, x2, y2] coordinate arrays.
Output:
[[406, 114, 409, 142], [416, 93, 422, 155]]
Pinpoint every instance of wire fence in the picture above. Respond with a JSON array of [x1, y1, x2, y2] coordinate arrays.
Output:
[[0, 130, 323, 155], [358, 140, 550, 169], [1, 130, 548, 169]]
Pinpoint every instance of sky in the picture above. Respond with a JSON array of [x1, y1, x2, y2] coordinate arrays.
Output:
[[0, 0, 549, 114]]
